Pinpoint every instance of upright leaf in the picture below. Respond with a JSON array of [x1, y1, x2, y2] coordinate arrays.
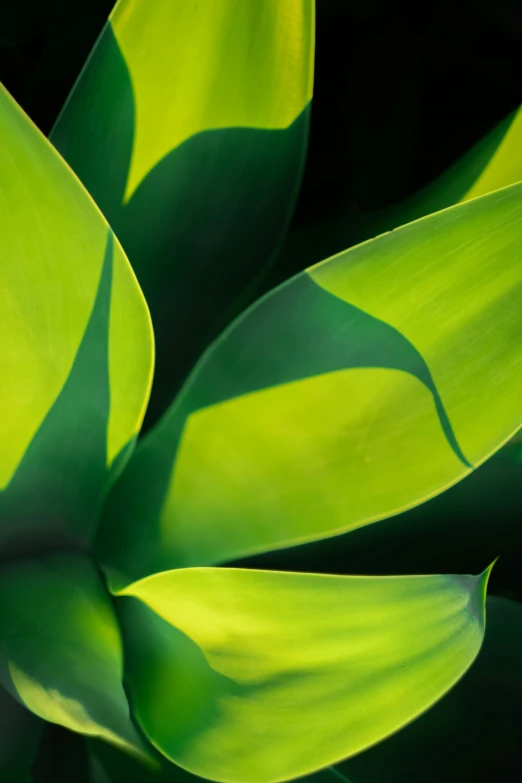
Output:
[[116, 565, 491, 783], [98, 181, 522, 583], [0, 86, 153, 555], [0, 555, 148, 759], [51, 0, 315, 423]]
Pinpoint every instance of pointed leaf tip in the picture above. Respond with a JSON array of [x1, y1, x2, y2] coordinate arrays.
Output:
[[117, 567, 487, 783]]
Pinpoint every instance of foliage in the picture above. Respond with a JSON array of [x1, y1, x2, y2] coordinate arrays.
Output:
[[1, 1, 522, 782]]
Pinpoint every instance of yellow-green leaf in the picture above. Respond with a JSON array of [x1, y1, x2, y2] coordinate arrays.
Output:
[[51, 0, 314, 423], [338, 596, 522, 782], [0, 85, 153, 553], [116, 565, 491, 783], [0, 555, 148, 759], [97, 180, 522, 584]]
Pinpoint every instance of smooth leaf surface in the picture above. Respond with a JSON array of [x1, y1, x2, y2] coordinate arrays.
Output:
[[98, 181, 522, 583], [0, 85, 153, 554], [0, 686, 43, 782], [0, 555, 147, 758], [337, 596, 522, 782], [51, 0, 314, 423], [116, 566, 490, 783]]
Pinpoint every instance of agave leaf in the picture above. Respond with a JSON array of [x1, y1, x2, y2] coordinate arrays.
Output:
[[0, 85, 153, 555], [0, 685, 43, 782], [336, 596, 522, 782], [241, 439, 522, 591], [51, 0, 315, 424], [97, 180, 522, 582], [0, 555, 149, 759], [115, 565, 490, 783]]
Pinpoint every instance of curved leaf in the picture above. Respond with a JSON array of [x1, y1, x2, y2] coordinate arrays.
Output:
[[0, 686, 43, 782], [0, 555, 148, 759], [0, 85, 153, 555], [115, 565, 491, 783], [239, 439, 522, 592], [51, 0, 315, 423], [337, 596, 522, 782], [98, 180, 522, 583]]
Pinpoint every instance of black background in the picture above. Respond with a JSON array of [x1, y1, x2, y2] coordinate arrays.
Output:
[[2, 0, 522, 223]]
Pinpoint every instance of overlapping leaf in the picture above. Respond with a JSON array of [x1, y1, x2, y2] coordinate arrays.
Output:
[[242, 439, 522, 589], [0, 85, 153, 555], [51, 0, 315, 422], [97, 180, 522, 583], [0, 555, 148, 759], [88, 595, 522, 782], [115, 565, 490, 783]]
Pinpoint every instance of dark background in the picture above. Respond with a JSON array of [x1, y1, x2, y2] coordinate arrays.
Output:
[[2, 1, 522, 780], [2, 0, 522, 222]]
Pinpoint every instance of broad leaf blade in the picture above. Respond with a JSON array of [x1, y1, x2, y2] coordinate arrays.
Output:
[[116, 566, 490, 783], [0, 86, 153, 553], [239, 439, 522, 591], [337, 596, 522, 782], [98, 181, 522, 582], [0, 555, 148, 758], [51, 0, 315, 423]]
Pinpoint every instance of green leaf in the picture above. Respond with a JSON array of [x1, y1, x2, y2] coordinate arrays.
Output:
[[0, 555, 148, 760], [336, 596, 522, 782], [51, 0, 315, 423], [98, 181, 522, 583], [0, 85, 153, 554], [0, 686, 43, 782], [115, 565, 491, 783], [242, 438, 522, 588]]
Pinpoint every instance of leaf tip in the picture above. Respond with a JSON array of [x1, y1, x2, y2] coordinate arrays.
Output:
[[469, 557, 498, 625]]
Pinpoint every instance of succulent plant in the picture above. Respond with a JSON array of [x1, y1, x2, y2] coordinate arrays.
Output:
[[2, 2, 522, 782]]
